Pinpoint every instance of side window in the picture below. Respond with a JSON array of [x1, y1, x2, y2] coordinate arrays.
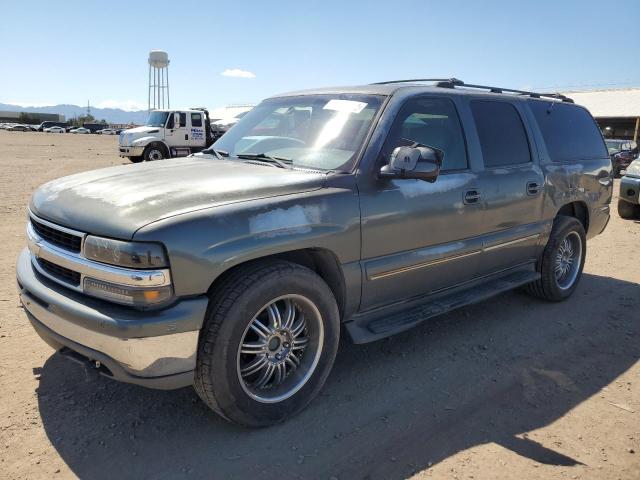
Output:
[[528, 100, 607, 162], [191, 113, 202, 127], [471, 100, 531, 167], [166, 114, 174, 129], [179, 113, 187, 128], [382, 97, 468, 171]]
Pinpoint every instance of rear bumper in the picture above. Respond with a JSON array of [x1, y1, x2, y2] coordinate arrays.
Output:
[[17, 248, 208, 389], [620, 176, 640, 205]]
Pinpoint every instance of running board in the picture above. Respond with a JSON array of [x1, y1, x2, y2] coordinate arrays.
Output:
[[345, 269, 540, 344]]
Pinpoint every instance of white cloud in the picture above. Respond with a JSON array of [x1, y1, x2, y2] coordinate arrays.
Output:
[[221, 68, 256, 79], [96, 100, 147, 111]]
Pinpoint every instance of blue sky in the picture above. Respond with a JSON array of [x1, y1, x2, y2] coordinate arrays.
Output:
[[1, 0, 639, 111]]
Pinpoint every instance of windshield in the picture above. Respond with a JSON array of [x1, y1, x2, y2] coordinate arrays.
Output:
[[212, 94, 384, 171], [146, 111, 169, 127]]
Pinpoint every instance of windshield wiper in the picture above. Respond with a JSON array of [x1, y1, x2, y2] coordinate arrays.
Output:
[[201, 148, 230, 159], [236, 153, 293, 169]]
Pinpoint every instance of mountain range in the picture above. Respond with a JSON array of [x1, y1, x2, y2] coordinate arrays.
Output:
[[0, 103, 148, 124]]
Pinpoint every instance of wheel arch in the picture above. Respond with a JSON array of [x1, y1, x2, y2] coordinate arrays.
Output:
[[206, 248, 348, 319], [144, 140, 170, 158], [131, 137, 171, 157], [556, 201, 589, 234]]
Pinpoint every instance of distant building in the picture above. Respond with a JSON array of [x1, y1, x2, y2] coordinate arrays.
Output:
[[0, 110, 65, 124], [562, 88, 640, 141]]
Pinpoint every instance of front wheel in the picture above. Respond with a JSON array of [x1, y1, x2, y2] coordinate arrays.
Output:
[[194, 261, 340, 427], [524, 216, 586, 301], [618, 199, 639, 219], [143, 144, 166, 161]]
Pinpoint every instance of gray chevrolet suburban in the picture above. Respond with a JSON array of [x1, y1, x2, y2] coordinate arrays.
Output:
[[17, 79, 612, 426]]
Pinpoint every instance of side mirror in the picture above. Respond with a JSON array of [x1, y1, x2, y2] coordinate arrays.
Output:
[[173, 112, 181, 128], [380, 145, 442, 182]]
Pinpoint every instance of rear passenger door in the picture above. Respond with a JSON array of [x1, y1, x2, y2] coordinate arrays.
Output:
[[187, 112, 206, 148], [470, 99, 546, 275]]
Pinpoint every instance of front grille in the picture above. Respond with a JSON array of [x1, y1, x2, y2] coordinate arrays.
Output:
[[37, 258, 81, 286], [31, 218, 82, 252]]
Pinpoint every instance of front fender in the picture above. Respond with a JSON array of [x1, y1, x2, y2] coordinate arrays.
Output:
[[133, 183, 361, 298], [130, 136, 166, 149]]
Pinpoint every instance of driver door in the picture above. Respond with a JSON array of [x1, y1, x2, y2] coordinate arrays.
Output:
[[165, 112, 188, 146], [358, 96, 484, 310]]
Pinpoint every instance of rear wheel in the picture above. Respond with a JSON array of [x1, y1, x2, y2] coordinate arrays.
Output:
[[525, 216, 586, 301], [618, 199, 639, 219], [194, 261, 340, 427]]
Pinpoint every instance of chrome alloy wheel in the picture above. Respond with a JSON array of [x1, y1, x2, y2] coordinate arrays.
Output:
[[555, 231, 582, 290], [236, 295, 324, 403]]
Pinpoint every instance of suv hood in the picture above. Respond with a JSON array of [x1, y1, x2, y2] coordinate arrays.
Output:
[[30, 157, 327, 239]]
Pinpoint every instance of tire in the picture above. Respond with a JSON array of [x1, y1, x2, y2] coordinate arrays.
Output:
[[524, 215, 586, 302], [143, 144, 166, 161], [618, 199, 638, 219], [194, 260, 340, 427]]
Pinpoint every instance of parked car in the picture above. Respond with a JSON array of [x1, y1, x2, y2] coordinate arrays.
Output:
[[7, 124, 29, 132], [37, 121, 70, 132], [70, 127, 90, 134], [606, 139, 638, 177], [17, 79, 611, 427], [618, 158, 640, 219], [83, 123, 109, 133], [98, 128, 117, 135], [44, 126, 65, 133]]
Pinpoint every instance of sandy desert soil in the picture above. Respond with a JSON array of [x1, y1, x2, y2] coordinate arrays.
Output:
[[0, 130, 638, 480]]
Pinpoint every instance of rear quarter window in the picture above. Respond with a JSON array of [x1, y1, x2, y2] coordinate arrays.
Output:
[[528, 100, 607, 162]]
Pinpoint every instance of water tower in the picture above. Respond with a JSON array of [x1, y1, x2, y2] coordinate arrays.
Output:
[[148, 50, 170, 111]]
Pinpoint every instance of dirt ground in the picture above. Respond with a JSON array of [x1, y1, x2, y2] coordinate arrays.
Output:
[[0, 130, 638, 480]]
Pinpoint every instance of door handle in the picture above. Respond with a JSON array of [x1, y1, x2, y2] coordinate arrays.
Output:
[[526, 181, 540, 196], [463, 189, 481, 205], [184, 134, 189, 140]]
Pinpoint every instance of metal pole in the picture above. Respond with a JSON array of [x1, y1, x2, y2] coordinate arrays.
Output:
[[634, 117, 639, 143], [166, 66, 170, 109], [148, 64, 151, 112], [153, 67, 156, 110]]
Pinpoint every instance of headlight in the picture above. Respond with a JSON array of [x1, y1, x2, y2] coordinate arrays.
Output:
[[83, 236, 168, 269], [82, 236, 172, 308]]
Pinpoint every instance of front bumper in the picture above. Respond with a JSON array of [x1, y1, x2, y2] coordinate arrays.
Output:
[[118, 145, 145, 157], [620, 175, 640, 205], [17, 248, 209, 389]]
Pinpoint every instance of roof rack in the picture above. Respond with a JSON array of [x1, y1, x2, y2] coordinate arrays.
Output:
[[371, 78, 574, 103]]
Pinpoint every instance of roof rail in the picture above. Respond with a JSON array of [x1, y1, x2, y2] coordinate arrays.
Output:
[[372, 78, 464, 87], [370, 78, 574, 103]]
